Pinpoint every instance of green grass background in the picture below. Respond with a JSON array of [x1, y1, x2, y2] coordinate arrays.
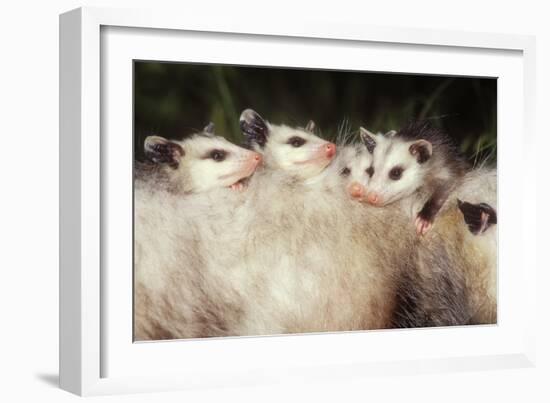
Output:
[[134, 62, 496, 166]]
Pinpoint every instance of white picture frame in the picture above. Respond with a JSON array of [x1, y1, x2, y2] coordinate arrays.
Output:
[[59, 6, 537, 396]]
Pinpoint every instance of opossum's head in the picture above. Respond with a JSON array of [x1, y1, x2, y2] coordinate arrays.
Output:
[[144, 123, 262, 193], [240, 109, 336, 180], [360, 127, 432, 207], [332, 143, 373, 200]]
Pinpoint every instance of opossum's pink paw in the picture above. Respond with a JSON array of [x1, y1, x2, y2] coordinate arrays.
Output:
[[230, 182, 245, 191], [415, 216, 432, 236]]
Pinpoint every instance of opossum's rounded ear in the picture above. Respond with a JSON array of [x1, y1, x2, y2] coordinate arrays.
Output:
[[240, 109, 269, 148], [203, 122, 215, 136], [409, 139, 432, 163], [144, 136, 185, 169], [359, 127, 377, 153], [385, 130, 397, 137], [457, 199, 497, 235], [305, 120, 316, 133]]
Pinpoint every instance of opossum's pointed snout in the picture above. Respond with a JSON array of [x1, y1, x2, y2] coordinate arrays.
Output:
[[366, 192, 382, 206], [325, 143, 336, 159], [348, 182, 365, 199]]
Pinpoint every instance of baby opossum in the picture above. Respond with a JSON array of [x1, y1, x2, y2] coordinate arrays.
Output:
[[134, 123, 263, 340], [361, 121, 468, 235], [336, 133, 385, 200], [333, 136, 497, 328], [227, 112, 414, 335], [136, 122, 262, 194], [240, 109, 336, 180]]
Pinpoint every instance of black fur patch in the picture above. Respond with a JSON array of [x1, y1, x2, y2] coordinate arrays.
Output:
[[366, 166, 374, 177], [417, 181, 454, 224], [392, 240, 471, 328], [395, 120, 468, 179], [457, 199, 497, 235]]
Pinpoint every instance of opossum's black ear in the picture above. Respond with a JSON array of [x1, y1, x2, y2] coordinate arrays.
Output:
[[457, 199, 497, 235], [203, 122, 215, 136], [359, 127, 377, 153], [305, 120, 316, 133], [144, 136, 184, 169], [240, 109, 269, 148], [409, 139, 432, 164]]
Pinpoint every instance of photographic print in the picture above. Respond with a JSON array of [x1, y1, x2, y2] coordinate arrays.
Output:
[[133, 62, 497, 341]]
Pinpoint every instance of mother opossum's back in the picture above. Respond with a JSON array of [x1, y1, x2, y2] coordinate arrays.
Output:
[[456, 167, 497, 206], [134, 188, 250, 340], [418, 167, 498, 326], [234, 188, 407, 335]]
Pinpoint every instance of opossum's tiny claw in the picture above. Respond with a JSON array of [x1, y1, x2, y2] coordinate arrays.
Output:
[[230, 182, 244, 191], [230, 178, 250, 192]]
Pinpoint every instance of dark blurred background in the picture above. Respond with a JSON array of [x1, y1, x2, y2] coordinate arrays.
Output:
[[134, 61, 496, 166]]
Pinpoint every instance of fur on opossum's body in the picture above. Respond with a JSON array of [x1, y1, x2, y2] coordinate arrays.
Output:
[[227, 165, 415, 335], [134, 147, 416, 340], [134, 121, 497, 339], [135, 157, 497, 340], [134, 184, 255, 340], [392, 167, 497, 328]]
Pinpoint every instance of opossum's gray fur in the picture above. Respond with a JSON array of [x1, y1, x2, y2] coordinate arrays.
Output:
[[134, 161, 179, 194], [226, 161, 416, 335], [134, 184, 253, 340], [135, 142, 497, 339], [134, 146, 417, 339], [392, 167, 497, 328]]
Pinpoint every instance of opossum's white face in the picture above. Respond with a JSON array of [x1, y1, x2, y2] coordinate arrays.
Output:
[[360, 128, 432, 207], [333, 144, 373, 200], [144, 129, 262, 194], [263, 124, 337, 179], [240, 109, 336, 180]]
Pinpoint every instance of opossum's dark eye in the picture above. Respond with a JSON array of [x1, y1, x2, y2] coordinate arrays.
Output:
[[288, 136, 306, 147], [209, 149, 227, 162], [366, 167, 374, 177], [389, 166, 403, 180], [340, 167, 351, 177]]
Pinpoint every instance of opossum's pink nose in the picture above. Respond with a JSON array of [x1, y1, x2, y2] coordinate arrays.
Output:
[[250, 152, 262, 165], [348, 182, 364, 199], [325, 143, 336, 159], [366, 192, 381, 206]]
